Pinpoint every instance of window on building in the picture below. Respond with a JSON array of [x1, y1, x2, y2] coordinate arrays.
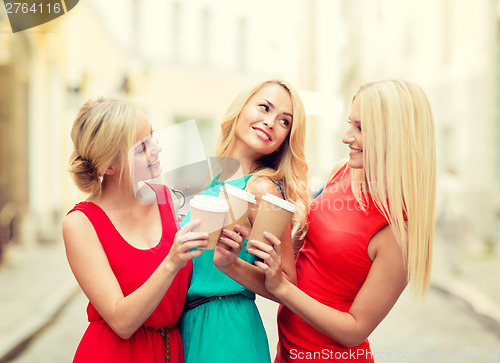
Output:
[[201, 8, 211, 67], [236, 17, 247, 72], [442, 0, 451, 66], [172, 2, 181, 63], [496, 22, 500, 180], [133, 0, 140, 53]]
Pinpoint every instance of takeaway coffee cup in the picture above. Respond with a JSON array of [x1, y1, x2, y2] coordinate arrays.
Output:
[[247, 193, 296, 247], [189, 195, 229, 249], [219, 184, 256, 229]]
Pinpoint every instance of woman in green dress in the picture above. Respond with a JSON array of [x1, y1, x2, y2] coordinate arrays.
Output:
[[180, 79, 309, 362]]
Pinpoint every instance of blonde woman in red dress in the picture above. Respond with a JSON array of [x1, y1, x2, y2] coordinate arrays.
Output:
[[63, 98, 207, 362], [248, 79, 436, 362]]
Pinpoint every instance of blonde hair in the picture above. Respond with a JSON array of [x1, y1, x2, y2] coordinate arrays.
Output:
[[350, 79, 436, 298], [69, 97, 139, 197], [215, 80, 310, 239]]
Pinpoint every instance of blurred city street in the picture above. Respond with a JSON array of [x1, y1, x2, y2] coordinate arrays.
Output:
[[0, 238, 499, 363], [7, 287, 500, 363]]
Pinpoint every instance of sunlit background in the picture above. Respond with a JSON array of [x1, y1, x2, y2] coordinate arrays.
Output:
[[0, 0, 499, 360]]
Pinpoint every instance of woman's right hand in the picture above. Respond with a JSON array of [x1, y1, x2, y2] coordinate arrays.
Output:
[[165, 219, 208, 272], [214, 224, 248, 269], [247, 232, 287, 297]]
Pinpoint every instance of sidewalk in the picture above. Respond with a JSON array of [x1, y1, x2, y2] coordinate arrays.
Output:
[[0, 237, 498, 362], [431, 239, 500, 336], [0, 242, 79, 363]]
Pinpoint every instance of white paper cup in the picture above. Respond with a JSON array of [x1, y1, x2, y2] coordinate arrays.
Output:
[[189, 195, 229, 249], [247, 193, 296, 247]]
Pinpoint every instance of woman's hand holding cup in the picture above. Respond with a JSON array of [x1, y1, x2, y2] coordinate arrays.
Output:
[[248, 232, 286, 296], [165, 219, 208, 272], [214, 224, 248, 269]]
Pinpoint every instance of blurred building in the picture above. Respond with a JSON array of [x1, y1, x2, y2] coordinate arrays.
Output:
[[0, 11, 68, 255], [101, 0, 317, 155], [0, 2, 129, 258]]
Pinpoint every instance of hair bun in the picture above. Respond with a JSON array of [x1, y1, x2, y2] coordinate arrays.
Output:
[[69, 153, 102, 195], [77, 155, 99, 177]]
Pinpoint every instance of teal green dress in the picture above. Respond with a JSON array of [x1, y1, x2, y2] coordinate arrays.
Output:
[[180, 175, 271, 363]]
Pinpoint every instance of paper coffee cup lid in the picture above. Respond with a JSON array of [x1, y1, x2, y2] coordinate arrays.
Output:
[[219, 184, 256, 204], [262, 193, 296, 213], [189, 195, 229, 213]]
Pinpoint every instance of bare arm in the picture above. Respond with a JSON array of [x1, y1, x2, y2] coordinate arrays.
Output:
[[214, 176, 296, 302], [63, 214, 207, 339], [250, 225, 407, 347]]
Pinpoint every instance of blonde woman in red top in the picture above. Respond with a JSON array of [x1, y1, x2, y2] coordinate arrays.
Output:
[[63, 98, 207, 362], [248, 79, 436, 362]]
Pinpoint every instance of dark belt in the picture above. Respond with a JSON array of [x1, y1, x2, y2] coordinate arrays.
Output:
[[183, 294, 234, 311], [143, 322, 179, 363]]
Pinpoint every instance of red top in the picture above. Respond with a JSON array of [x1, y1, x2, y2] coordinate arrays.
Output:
[[67, 185, 190, 363], [276, 165, 388, 362]]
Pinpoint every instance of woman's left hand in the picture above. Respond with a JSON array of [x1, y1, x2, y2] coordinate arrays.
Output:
[[213, 225, 247, 269], [247, 232, 286, 295]]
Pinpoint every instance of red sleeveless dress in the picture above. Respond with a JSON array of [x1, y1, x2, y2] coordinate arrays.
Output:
[[276, 165, 388, 362], [67, 185, 191, 363]]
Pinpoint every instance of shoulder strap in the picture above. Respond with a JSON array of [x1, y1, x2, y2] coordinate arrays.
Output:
[[246, 175, 285, 199], [271, 179, 285, 199], [243, 173, 254, 183], [66, 202, 119, 246], [146, 183, 180, 230]]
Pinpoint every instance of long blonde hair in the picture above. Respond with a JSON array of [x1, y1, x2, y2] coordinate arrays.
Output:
[[215, 80, 310, 239], [69, 97, 139, 197], [350, 79, 436, 297]]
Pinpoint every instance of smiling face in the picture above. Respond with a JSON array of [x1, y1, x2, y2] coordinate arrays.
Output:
[[129, 113, 162, 184], [233, 83, 293, 163], [342, 96, 364, 169]]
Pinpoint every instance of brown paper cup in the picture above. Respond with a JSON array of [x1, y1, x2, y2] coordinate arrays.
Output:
[[189, 195, 229, 249], [218, 184, 256, 230], [247, 193, 296, 247]]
